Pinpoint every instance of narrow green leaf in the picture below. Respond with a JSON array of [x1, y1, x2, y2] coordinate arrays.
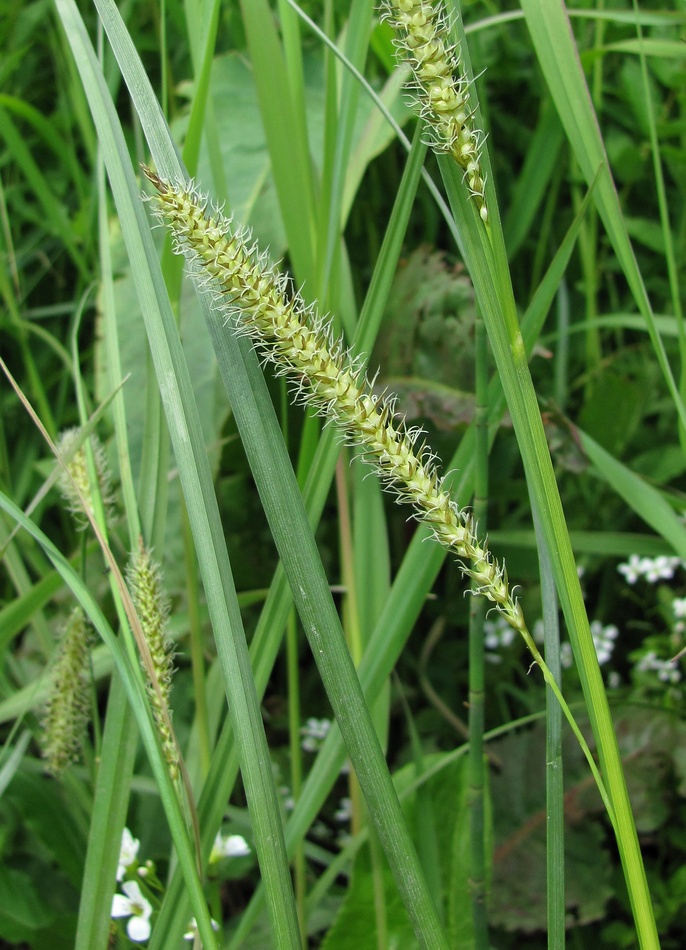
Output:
[[520, 0, 686, 441], [0, 570, 63, 651], [581, 431, 686, 559], [0, 106, 90, 279], [56, 0, 299, 944], [239, 0, 316, 284], [74, 677, 138, 950]]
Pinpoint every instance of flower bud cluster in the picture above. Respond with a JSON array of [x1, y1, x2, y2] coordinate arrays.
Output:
[[381, 0, 488, 223], [144, 171, 526, 638]]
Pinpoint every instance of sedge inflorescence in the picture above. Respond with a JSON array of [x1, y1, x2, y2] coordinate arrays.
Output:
[[127, 539, 179, 781], [380, 0, 488, 223], [55, 427, 116, 530], [41, 607, 93, 776], [144, 169, 530, 645]]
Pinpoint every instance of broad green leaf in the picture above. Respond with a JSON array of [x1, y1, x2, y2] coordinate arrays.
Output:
[[319, 847, 418, 950]]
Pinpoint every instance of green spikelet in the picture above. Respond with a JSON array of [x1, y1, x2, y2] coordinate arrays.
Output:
[[127, 540, 179, 781], [381, 0, 488, 223], [55, 427, 116, 529], [41, 607, 92, 776]]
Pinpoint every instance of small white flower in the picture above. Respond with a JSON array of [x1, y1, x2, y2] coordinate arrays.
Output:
[[111, 880, 152, 942], [501, 627, 516, 647], [334, 797, 352, 823], [183, 917, 220, 941], [300, 717, 331, 752], [560, 642, 573, 669], [484, 617, 516, 650], [618, 555, 681, 584], [636, 650, 682, 684], [278, 786, 296, 811], [590, 621, 618, 666], [642, 556, 680, 584], [210, 832, 250, 864], [658, 664, 681, 684], [636, 650, 658, 672], [607, 671, 621, 689], [618, 554, 644, 585], [673, 597, 686, 619], [117, 827, 140, 881], [484, 628, 500, 650]]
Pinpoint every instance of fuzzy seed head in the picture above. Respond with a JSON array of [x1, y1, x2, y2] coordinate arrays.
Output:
[[41, 607, 93, 776], [380, 0, 488, 223], [127, 539, 178, 780], [143, 170, 528, 643], [56, 428, 116, 529]]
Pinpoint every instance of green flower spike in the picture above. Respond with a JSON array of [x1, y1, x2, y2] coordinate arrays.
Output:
[[144, 173, 619, 809], [127, 539, 179, 781], [381, 0, 488, 223], [41, 606, 92, 776], [55, 427, 116, 529], [143, 169, 529, 647]]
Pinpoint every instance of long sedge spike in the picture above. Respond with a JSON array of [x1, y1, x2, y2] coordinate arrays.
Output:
[[143, 168, 530, 642], [381, 0, 488, 224]]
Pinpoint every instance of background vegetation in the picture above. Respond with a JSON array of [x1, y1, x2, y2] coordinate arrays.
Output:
[[1, 0, 685, 947]]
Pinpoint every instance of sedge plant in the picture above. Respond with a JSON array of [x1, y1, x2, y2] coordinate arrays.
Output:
[[141, 0, 659, 941], [139, 0, 658, 944], [1, 0, 678, 946]]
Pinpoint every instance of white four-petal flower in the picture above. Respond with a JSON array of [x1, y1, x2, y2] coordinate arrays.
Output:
[[111, 880, 152, 942], [116, 827, 140, 881], [210, 831, 251, 863]]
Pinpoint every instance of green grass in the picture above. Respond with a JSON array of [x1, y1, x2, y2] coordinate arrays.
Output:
[[1, 1, 685, 947]]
